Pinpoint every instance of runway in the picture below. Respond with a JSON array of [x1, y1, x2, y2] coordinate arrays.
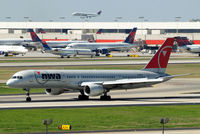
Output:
[[1, 78, 200, 109], [0, 51, 200, 67]]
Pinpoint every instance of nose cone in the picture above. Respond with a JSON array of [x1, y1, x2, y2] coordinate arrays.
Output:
[[6, 79, 13, 87], [6, 79, 18, 87]]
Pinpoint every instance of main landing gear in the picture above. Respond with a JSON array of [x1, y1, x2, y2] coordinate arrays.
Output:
[[78, 90, 89, 100], [24, 88, 31, 102], [100, 91, 111, 100]]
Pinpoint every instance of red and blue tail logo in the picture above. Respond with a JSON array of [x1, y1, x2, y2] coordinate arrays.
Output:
[[41, 40, 52, 51], [38, 28, 46, 34], [96, 29, 102, 34], [28, 29, 41, 42], [124, 28, 137, 44], [175, 36, 192, 46], [143, 38, 175, 73]]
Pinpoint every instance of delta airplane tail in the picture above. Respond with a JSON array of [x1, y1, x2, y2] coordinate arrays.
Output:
[[28, 29, 42, 42], [29, 29, 51, 51], [124, 28, 137, 44], [96, 29, 102, 34], [143, 38, 175, 73], [38, 28, 46, 34], [175, 36, 192, 46]]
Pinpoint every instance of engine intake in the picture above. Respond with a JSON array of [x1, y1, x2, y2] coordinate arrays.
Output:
[[84, 83, 104, 96]]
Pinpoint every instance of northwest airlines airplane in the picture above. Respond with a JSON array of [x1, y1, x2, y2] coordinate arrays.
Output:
[[7, 38, 178, 102], [72, 10, 102, 18], [175, 36, 200, 56], [67, 28, 137, 56]]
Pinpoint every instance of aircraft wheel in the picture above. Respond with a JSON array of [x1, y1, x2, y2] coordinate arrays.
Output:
[[61, 56, 64, 58], [78, 95, 89, 100], [95, 53, 100, 56], [100, 95, 111, 100], [198, 53, 200, 57], [67, 56, 70, 58], [106, 53, 110, 57], [26, 97, 31, 102]]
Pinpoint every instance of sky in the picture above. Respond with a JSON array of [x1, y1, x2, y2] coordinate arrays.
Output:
[[0, 0, 200, 22]]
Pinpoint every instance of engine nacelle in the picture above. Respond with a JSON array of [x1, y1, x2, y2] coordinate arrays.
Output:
[[83, 83, 104, 96], [100, 48, 109, 54], [45, 88, 64, 95]]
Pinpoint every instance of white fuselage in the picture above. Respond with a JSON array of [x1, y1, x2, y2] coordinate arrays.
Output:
[[179, 45, 200, 53], [46, 48, 95, 57], [7, 70, 167, 90], [0, 45, 28, 55], [67, 42, 134, 52], [0, 39, 32, 45], [44, 41, 88, 48]]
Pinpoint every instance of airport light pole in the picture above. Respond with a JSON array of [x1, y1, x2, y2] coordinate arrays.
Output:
[[175, 17, 181, 33], [43, 118, 53, 134], [138, 16, 144, 37], [59, 17, 65, 33], [160, 117, 169, 134]]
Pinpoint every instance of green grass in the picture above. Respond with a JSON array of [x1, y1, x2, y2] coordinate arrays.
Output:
[[1, 105, 200, 133]]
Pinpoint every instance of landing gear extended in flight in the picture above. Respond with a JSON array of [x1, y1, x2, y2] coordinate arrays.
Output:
[[24, 88, 31, 102]]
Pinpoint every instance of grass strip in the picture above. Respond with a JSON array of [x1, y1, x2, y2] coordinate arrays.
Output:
[[0, 105, 200, 133]]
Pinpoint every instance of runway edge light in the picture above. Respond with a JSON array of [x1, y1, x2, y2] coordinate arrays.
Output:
[[58, 124, 71, 130]]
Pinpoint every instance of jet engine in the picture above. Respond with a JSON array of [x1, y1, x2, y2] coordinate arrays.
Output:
[[100, 48, 109, 54], [45, 88, 64, 95], [83, 83, 104, 96]]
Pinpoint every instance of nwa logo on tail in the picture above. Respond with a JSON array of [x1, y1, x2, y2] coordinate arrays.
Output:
[[34, 71, 61, 84]]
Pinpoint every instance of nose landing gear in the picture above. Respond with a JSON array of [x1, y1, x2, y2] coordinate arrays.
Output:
[[24, 88, 31, 102]]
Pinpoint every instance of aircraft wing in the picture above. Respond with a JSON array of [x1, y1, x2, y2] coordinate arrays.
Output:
[[81, 78, 163, 87]]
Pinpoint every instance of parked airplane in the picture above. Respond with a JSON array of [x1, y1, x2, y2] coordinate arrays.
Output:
[[0, 45, 28, 56], [72, 10, 102, 18], [0, 39, 32, 46], [29, 29, 88, 48], [175, 36, 200, 56], [67, 28, 137, 56], [7, 38, 178, 102], [29, 29, 95, 58]]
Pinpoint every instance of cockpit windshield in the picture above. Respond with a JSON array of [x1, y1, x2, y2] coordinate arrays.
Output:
[[12, 76, 23, 79]]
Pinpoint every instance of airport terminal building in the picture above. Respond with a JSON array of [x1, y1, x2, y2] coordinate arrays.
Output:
[[1, 21, 200, 45]]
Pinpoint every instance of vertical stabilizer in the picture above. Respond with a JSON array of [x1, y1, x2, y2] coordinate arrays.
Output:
[[124, 28, 137, 44], [28, 29, 41, 42], [143, 38, 175, 73]]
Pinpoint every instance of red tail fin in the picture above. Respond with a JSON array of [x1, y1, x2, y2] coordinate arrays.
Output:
[[143, 38, 175, 73]]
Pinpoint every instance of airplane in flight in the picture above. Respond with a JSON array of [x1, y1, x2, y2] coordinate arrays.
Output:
[[7, 38, 179, 102], [72, 10, 102, 18], [0, 45, 28, 56], [67, 28, 137, 56], [175, 36, 200, 56], [29, 29, 95, 58]]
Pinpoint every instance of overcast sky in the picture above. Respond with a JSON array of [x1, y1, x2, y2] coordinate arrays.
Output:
[[0, 0, 199, 22]]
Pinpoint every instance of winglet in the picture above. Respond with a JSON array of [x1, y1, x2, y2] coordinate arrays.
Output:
[[124, 28, 137, 44], [143, 38, 175, 73], [28, 29, 41, 42]]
